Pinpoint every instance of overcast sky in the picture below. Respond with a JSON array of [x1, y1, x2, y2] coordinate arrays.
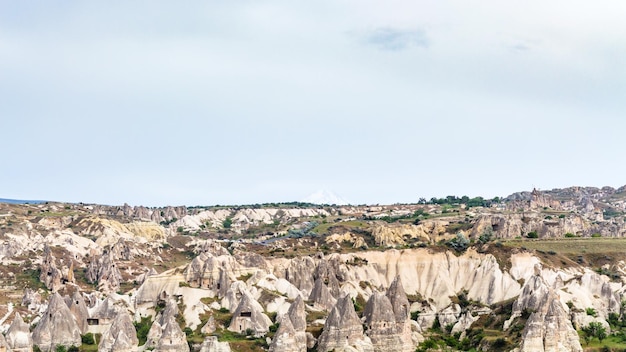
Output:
[[1, 1, 625, 206]]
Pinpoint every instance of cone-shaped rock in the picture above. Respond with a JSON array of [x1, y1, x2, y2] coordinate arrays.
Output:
[[519, 289, 583, 352], [0, 332, 10, 352], [269, 316, 297, 352], [228, 292, 272, 336], [6, 313, 33, 352], [65, 291, 89, 333], [308, 278, 336, 311], [387, 276, 410, 322], [154, 316, 189, 352], [99, 309, 139, 352], [32, 293, 81, 352], [198, 336, 231, 352], [363, 292, 407, 352], [287, 296, 306, 332], [317, 294, 373, 352]]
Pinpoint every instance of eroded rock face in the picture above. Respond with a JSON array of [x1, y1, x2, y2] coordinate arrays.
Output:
[[39, 246, 63, 292], [228, 292, 272, 336], [0, 333, 9, 352], [363, 284, 414, 352], [519, 290, 583, 352], [65, 291, 89, 333], [6, 313, 33, 352], [199, 336, 231, 352], [99, 309, 139, 352], [86, 250, 123, 292], [308, 278, 336, 311], [316, 294, 374, 352], [270, 296, 307, 352], [32, 293, 82, 352], [154, 316, 189, 352]]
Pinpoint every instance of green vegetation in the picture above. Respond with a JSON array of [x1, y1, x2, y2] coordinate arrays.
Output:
[[446, 232, 470, 252], [222, 217, 233, 229], [81, 333, 95, 345], [581, 322, 607, 345], [134, 316, 153, 346]]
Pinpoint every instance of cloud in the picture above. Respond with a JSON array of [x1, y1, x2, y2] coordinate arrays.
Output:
[[363, 27, 428, 51]]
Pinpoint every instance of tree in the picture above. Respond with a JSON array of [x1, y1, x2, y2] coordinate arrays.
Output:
[[222, 217, 233, 229], [582, 322, 607, 345]]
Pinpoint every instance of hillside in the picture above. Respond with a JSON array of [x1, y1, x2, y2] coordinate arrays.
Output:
[[1, 185, 626, 351]]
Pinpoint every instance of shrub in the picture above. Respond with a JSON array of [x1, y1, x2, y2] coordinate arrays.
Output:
[[55, 346, 67, 352], [447, 232, 470, 252], [81, 333, 95, 345], [564, 232, 576, 238], [526, 231, 538, 239], [591, 233, 602, 238], [586, 307, 598, 317], [134, 316, 153, 346]]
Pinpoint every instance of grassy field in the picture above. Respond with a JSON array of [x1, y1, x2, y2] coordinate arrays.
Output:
[[502, 237, 626, 254]]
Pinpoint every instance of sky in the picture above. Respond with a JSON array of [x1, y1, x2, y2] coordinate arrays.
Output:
[[1, 1, 625, 206]]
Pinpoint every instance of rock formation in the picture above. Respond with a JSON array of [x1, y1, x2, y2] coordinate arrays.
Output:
[[0, 332, 10, 352], [99, 309, 139, 352], [518, 290, 583, 352], [154, 316, 189, 352], [32, 293, 82, 352], [316, 294, 373, 352], [86, 249, 123, 292], [308, 278, 336, 311], [65, 291, 89, 333], [198, 336, 231, 352], [39, 246, 63, 292], [269, 296, 307, 352], [6, 313, 33, 352], [228, 291, 272, 336], [509, 268, 583, 352]]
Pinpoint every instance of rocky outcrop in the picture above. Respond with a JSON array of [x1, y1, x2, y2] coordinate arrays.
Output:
[[269, 296, 307, 352], [198, 336, 231, 352], [200, 316, 216, 334], [0, 333, 9, 352], [363, 281, 414, 352], [316, 294, 373, 352], [228, 292, 272, 336], [372, 222, 448, 247], [308, 278, 336, 311], [6, 313, 33, 352], [99, 309, 139, 352], [32, 293, 82, 351], [145, 299, 188, 352], [507, 268, 583, 352], [86, 250, 123, 292], [519, 289, 583, 352], [65, 291, 89, 333], [154, 316, 189, 352], [39, 246, 63, 292]]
